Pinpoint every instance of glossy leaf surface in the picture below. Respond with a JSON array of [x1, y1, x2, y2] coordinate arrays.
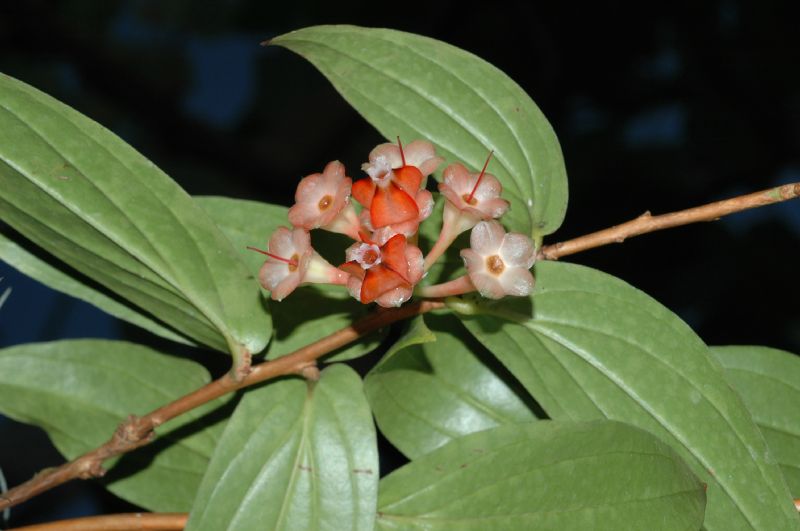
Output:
[[459, 261, 798, 530], [366, 313, 537, 459], [712, 346, 800, 497], [377, 420, 705, 530], [0, 74, 269, 354], [0, 340, 231, 511], [187, 364, 377, 531], [272, 25, 568, 241]]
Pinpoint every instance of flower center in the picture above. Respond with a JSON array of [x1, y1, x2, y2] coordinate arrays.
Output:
[[461, 193, 478, 206], [288, 253, 300, 272], [486, 254, 505, 275], [354, 243, 382, 269], [318, 194, 333, 211], [367, 156, 393, 186]]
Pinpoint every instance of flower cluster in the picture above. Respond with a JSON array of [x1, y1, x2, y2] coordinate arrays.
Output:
[[249, 139, 536, 307]]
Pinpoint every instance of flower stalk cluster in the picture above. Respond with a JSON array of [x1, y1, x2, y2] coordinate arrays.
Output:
[[250, 139, 536, 307]]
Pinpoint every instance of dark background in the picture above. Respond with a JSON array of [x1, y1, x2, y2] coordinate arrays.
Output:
[[1, 0, 799, 526]]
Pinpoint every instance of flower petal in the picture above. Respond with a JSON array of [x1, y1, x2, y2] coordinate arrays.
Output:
[[501, 233, 536, 268], [470, 220, 505, 255], [287, 202, 322, 229], [376, 285, 413, 308], [499, 267, 535, 297], [468, 270, 506, 299]]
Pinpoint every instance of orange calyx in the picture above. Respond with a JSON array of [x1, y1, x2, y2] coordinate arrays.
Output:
[[360, 265, 409, 303], [466, 150, 494, 204], [394, 165, 423, 193], [380, 234, 410, 282], [247, 246, 299, 270], [370, 182, 419, 228], [352, 178, 377, 207]]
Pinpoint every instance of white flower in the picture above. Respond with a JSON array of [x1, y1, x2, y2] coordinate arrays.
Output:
[[460, 221, 535, 299]]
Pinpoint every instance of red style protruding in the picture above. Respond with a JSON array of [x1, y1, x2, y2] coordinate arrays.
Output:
[[247, 246, 298, 268], [467, 150, 494, 204]]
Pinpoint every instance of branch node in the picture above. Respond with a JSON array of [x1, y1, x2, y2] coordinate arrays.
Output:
[[231, 349, 253, 383], [299, 362, 321, 382]]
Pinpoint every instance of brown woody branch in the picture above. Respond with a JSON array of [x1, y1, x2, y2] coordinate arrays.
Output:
[[0, 300, 445, 512], [6, 512, 188, 531], [2, 182, 799, 516], [539, 182, 800, 260]]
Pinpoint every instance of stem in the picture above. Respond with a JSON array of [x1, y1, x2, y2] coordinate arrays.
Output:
[[0, 300, 445, 512], [3, 182, 798, 514], [416, 275, 475, 298], [538, 182, 800, 260], [7, 513, 188, 531]]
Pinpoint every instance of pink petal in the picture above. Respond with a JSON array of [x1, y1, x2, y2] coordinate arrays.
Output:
[[472, 173, 503, 201], [321, 160, 346, 187], [415, 189, 434, 221], [290, 228, 312, 254], [501, 233, 535, 268], [468, 270, 506, 299], [376, 285, 413, 308], [268, 227, 297, 258], [478, 198, 510, 219], [499, 267, 535, 297], [469, 221, 505, 255], [294, 173, 325, 204], [287, 202, 322, 229], [460, 248, 484, 274], [367, 143, 403, 169], [405, 244, 424, 285], [259, 262, 300, 301], [442, 163, 472, 195]]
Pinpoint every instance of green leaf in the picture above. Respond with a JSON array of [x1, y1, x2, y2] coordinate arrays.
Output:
[[712, 346, 800, 498], [0, 74, 270, 355], [459, 261, 799, 530], [366, 313, 538, 459], [271, 25, 568, 241], [197, 196, 384, 361], [187, 364, 378, 531], [0, 229, 194, 345], [0, 340, 231, 511], [377, 420, 706, 531], [375, 314, 436, 370]]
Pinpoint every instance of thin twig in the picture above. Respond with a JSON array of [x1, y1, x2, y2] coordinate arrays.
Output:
[[538, 182, 800, 260], [3, 182, 799, 514], [6, 512, 187, 531], [0, 300, 445, 512]]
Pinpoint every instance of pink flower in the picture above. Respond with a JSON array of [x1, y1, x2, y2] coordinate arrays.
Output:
[[424, 153, 510, 271], [288, 160, 361, 240], [339, 234, 424, 307], [249, 227, 348, 301], [352, 139, 443, 230], [460, 221, 535, 299]]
